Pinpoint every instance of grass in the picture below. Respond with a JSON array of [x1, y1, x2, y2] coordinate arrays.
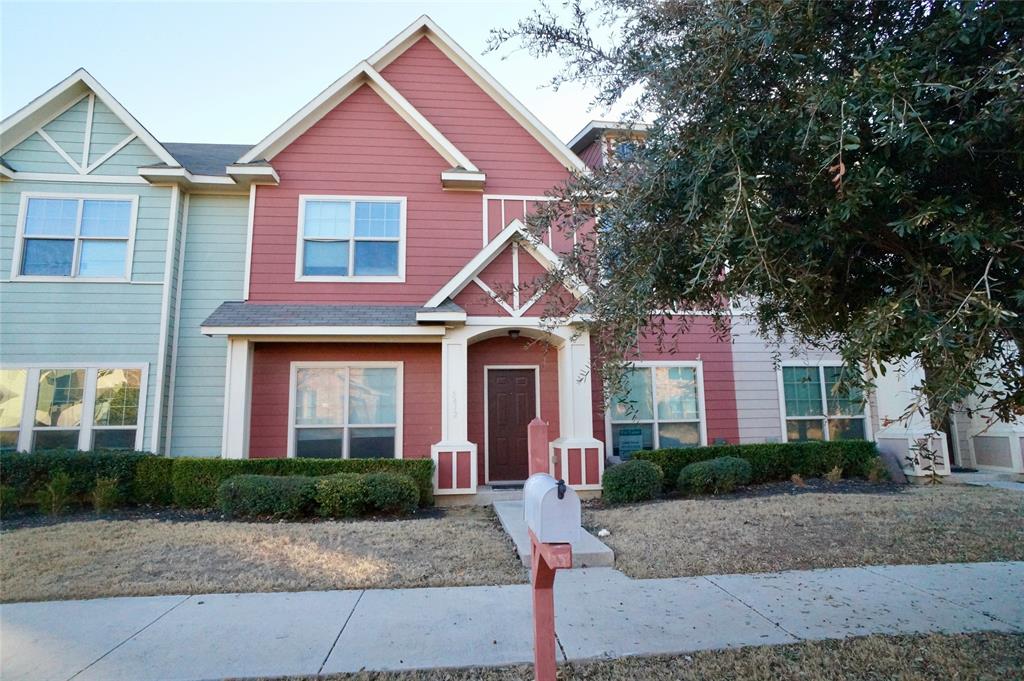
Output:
[[0, 506, 525, 603], [267, 632, 1024, 680], [585, 483, 1024, 579]]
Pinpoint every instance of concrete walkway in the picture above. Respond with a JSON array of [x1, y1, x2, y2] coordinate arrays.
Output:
[[2, 561, 1021, 681], [493, 500, 615, 567]]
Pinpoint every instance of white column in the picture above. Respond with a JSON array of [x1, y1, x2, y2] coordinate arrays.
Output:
[[874, 357, 950, 477], [221, 337, 252, 459], [554, 331, 598, 442], [432, 327, 477, 494]]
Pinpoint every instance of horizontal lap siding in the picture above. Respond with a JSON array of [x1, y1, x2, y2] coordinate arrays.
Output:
[[467, 336, 560, 484], [248, 343, 441, 459], [168, 194, 249, 456]]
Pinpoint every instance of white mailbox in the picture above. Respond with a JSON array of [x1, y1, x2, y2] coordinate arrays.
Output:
[[523, 473, 581, 544]]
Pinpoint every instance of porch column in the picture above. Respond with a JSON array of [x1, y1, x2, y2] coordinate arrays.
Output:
[[550, 327, 604, 490], [221, 337, 252, 459], [431, 329, 477, 495], [874, 357, 950, 478]]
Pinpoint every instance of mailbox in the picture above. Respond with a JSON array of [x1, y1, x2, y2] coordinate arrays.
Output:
[[523, 473, 581, 544]]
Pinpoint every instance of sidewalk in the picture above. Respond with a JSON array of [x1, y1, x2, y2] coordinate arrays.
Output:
[[2, 561, 1021, 681]]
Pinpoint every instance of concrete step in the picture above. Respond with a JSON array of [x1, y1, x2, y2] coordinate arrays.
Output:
[[492, 500, 615, 568]]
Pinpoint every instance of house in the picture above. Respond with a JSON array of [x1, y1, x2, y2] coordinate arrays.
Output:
[[1, 16, 1020, 502]]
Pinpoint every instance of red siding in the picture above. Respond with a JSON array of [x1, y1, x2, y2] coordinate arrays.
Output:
[[577, 139, 604, 169], [248, 343, 441, 459], [467, 336, 561, 483]]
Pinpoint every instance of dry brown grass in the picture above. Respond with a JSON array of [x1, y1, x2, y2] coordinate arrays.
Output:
[[0, 507, 526, 603], [270, 633, 1024, 681], [586, 484, 1024, 579]]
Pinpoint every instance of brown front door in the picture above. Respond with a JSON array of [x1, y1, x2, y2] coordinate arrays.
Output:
[[487, 368, 536, 482]]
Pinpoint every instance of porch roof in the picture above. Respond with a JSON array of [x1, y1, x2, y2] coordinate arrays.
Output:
[[201, 300, 464, 333]]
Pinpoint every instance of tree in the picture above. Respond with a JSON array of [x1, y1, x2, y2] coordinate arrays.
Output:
[[491, 0, 1024, 424]]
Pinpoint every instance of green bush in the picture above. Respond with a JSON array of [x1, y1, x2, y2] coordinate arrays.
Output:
[[34, 471, 73, 515], [92, 476, 121, 511], [315, 473, 366, 518], [216, 475, 318, 519], [133, 456, 174, 505], [678, 456, 753, 495], [0, 485, 17, 515], [0, 449, 151, 507], [361, 472, 419, 515], [602, 459, 664, 504], [634, 440, 880, 491], [172, 457, 434, 509]]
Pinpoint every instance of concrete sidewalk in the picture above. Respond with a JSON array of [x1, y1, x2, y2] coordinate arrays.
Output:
[[2, 561, 1021, 681]]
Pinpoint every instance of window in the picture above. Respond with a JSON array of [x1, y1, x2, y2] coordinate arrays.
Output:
[[0, 366, 145, 452], [609, 363, 705, 459], [15, 195, 136, 279], [780, 365, 867, 441], [297, 196, 405, 280], [290, 363, 401, 459]]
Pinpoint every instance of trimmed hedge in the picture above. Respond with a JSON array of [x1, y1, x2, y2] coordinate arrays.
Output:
[[315, 473, 366, 518], [0, 449, 151, 508], [133, 456, 174, 506], [602, 459, 664, 504], [217, 475, 318, 519], [361, 472, 419, 515], [678, 456, 752, 495], [634, 440, 880, 491], [171, 458, 434, 509]]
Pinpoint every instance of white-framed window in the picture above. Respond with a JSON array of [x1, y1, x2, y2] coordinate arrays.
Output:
[[11, 193, 138, 281], [778, 363, 869, 442], [608, 361, 707, 459], [295, 195, 406, 282], [0, 364, 147, 452], [287, 361, 403, 459]]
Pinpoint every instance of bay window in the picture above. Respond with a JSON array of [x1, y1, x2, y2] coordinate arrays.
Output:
[[780, 364, 868, 441], [296, 196, 405, 281], [290, 362, 402, 459], [610, 363, 706, 459]]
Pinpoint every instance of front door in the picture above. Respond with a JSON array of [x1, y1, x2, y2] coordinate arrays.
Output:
[[487, 368, 536, 482]]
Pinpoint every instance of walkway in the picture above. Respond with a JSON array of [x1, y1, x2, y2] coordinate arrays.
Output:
[[2, 561, 1021, 681]]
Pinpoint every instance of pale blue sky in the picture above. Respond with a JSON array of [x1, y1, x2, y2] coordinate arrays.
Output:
[[1, 0, 612, 147]]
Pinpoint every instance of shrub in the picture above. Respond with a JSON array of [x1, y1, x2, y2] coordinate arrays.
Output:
[[0, 485, 17, 515], [825, 465, 844, 483], [360, 472, 419, 515], [216, 475, 318, 519], [92, 476, 121, 511], [0, 449, 150, 507], [34, 471, 73, 515], [867, 457, 890, 483], [172, 457, 434, 509], [634, 440, 880, 491], [678, 456, 752, 495], [133, 456, 174, 505], [315, 473, 366, 518], [602, 459, 663, 504]]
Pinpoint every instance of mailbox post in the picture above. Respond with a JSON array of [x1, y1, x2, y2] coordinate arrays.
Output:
[[524, 463, 580, 681]]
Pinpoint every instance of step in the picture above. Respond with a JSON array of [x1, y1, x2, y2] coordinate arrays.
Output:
[[492, 500, 615, 568]]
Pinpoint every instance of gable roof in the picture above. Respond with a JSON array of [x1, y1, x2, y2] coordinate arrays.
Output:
[[163, 143, 253, 176], [424, 218, 584, 309], [568, 120, 649, 154], [0, 68, 179, 167], [239, 59, 477, 173]]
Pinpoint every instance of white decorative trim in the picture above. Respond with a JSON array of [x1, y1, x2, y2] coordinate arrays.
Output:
[[294, 195, 407, 282], [3, 171, 148, 184], [430, 442, 478, 495], [84, 134, 137, 174], [81, 94, 95, 168], [415, 309, 467, 322], [200, 325, 447, 337], [483, 365, 541, 484], [36, 127, 84, 173], [225, 165, 281, 183], [149, 185, 181, 452], [163, 193, 190, 455], [222, 338, 253, 458], [286, 361, 404, 459], [243, 184, 256, 300]]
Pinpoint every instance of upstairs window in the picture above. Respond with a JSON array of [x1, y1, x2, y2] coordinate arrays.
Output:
[[780, 364, 868, 441], [297, 196, 405, 280], [16, 195, 136, 279]]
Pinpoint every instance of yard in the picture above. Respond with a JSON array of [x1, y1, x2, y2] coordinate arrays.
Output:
[[275, 633, 1024, 680], [0, 506, 526, 603], [586, 482, 1024, 579]]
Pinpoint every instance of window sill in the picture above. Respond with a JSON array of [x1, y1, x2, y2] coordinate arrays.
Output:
[[295, 275, 405, 283], [9, 276, 131, 283]]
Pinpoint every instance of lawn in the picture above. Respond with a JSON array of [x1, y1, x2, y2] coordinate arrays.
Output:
[[585, 482, 1024, 579], [272, 633, 1024, 680], [0, 506, 526, 603]]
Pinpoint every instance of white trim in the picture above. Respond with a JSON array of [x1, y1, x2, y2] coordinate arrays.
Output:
[[286, 361, 404, 459], [482, 194, 554, 247], [243, 184, 256, 300], [0, 68, 178, 166], [483, 365, 541, 484], [84, 134, 137, 174], [11, 191, 140, 282], [149, 185, 181, 452], [776, 361, 874, 443], [440, 170, 486, 183], [567, 119, 649, 153], [200, 325, 447, 337], [415, 309, 467, 323], [36, 127, 84, 173], [3, 171, 149, 184], [294, 195, 407, 282], [472, 277, 517, 316], [607, 360, 709, 455], [1, 363, 150, 452], [163, 193, 190, 455], [81, 94, 95, 168], [225, 165, 281, 183]]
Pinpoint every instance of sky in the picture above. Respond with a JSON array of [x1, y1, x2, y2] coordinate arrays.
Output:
[[1, 0, 618, 147]]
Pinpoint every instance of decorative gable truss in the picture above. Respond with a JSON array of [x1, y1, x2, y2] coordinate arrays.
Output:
[[0, 69, 178, 180], [421, 219, 588, 321]]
